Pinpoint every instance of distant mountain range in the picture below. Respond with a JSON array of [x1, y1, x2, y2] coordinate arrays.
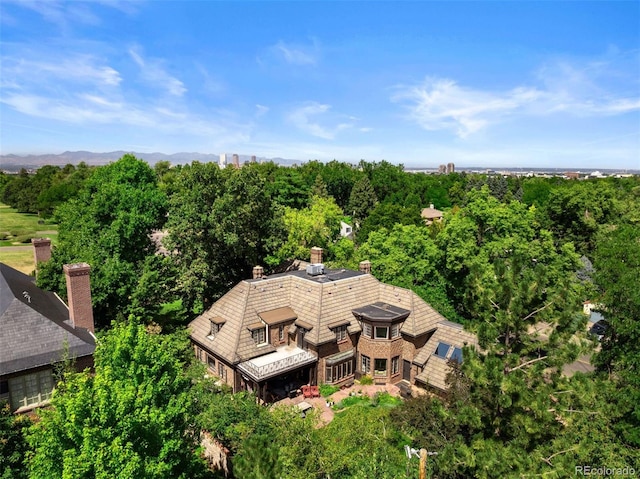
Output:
[[2, 151, 637, 175], [0, 151, 301, 171]]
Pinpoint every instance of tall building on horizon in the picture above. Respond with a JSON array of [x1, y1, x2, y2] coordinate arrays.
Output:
[[447, 162, 455, 173], [219, 153, 227, 168]]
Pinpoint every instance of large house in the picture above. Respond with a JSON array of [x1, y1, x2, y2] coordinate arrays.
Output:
[[0, 240, 95, 412], [189, 247, 477, 402]]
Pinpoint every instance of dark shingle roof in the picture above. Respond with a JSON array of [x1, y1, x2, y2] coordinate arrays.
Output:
[[0, 263, 95, 376]]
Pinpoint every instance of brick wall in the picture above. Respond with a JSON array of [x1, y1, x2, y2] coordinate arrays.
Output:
[[316, 334, 356, 384], [269, 321, 293, 347], [358, 335, 404, 383], [63, 263, 94, 333], [31, 238, 52, 267]]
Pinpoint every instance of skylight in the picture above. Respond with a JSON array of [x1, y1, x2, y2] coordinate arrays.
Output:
[[450, 347, 463, 364], [435, 342, 451, 358]]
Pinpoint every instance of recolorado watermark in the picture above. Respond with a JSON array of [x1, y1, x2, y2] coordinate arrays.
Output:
[[576, 465, 636, 476]]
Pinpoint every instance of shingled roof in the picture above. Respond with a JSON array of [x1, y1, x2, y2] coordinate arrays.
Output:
[[414, 320, 478, 391], [189, 267, 448, 364], [0, 263, 95, 376]]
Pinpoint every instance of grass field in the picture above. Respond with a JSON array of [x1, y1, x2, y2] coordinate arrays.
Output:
[[0, 203, 58, 273]]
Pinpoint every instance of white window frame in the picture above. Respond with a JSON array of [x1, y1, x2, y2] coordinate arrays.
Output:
[[361, 354, 371, 374], [375, 326, 389, 340]]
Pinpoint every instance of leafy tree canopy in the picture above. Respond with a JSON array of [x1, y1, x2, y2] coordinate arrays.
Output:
[[27, 322, 207, 479], [37, 155, 167, 326]]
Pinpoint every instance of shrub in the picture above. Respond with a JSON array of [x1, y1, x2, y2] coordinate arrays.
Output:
[[319, 384, 340, 397], [359, 375, 373, 385]]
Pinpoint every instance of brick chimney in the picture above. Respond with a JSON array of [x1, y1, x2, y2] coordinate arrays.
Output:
[[359, 260, 371, 274], [32, 238, 52, 273], [63, 263, 94, 333], [310, 247, 323, 264], [252, 265, 264, 279]]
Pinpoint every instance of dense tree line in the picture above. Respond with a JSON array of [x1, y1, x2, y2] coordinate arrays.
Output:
[[2, 155, 638, 477]]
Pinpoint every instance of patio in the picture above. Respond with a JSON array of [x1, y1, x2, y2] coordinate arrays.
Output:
[[274, 382, 402, 424]]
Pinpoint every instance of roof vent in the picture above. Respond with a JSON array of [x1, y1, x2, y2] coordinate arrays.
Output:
[[306, 263, 324, 276]]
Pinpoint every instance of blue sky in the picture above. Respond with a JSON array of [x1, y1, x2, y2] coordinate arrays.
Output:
[[1, 1, 638, 169]]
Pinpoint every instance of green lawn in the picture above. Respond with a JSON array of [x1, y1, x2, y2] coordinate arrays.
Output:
[[0, 203, 58, 246], [0, 203, 58, 273]]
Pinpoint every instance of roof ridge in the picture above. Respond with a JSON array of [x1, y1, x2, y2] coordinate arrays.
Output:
[[230, 280, 251, 363]]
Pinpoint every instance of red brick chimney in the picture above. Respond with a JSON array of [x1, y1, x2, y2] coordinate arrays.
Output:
[[31, 238, 52, 274], [63, 263, 94, 333], [252, 265, 264, 279], [310, 247, 323, 264], [359, 260, 371, 274]]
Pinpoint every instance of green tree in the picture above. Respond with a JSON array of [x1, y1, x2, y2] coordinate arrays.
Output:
[[166, 163, 284, 311], [347, 175, 377, 227], [317, 405, 407, 479], [269, 195, 343, 265], [359, 160, 407, 203], [357, 202, 422, 243], [232, 435, 282, 479], [196, 391, 274, 456], [0, 403, 31, 479], [593, 223, 640, 447], [320, 160, 361, 210], [37, 155, 167, 326], [269, 406, 321, 479], [27, 322, 207, 479], [545, 181, 617, 255]]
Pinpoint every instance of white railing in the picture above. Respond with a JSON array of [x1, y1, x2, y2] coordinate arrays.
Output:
[[239, 350, 317, 381]]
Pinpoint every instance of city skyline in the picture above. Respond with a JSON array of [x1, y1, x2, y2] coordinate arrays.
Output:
[[1, 1, 638, 170]]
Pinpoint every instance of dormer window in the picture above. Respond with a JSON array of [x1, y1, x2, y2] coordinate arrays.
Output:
[[207, 317, 225, 339], [210, 321, 222, 336], [334, 325, 348, 342], [252, 327, 266, 345]]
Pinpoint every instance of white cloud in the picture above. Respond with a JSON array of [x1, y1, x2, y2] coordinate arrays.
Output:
[[255, 104, 269, 117], [129, 47, 186, 97], [275, 41, 316, 65], [1, 54, 121, 87], [287, 101, 355, 140], [6, 0, 132, 30], [394, 55, 640, 138], [262, 39, 320, 66], [392, 78, 541, 138]]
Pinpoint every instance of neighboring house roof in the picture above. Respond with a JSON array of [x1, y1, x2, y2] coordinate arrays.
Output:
[[421, 206, 444, 220], [190, 268, 448, 365], [414, 320, 478, 391], [0, 263, 95, 376]]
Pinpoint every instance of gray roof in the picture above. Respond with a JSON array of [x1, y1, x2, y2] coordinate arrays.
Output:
[[0, 263, 95, 376]]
